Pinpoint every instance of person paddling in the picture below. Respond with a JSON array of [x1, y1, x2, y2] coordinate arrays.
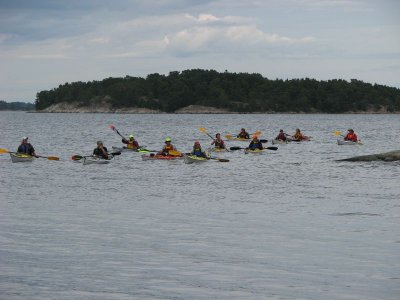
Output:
[[211, 133, 226, 149], [17, 137, 38, 157], [344, 129, 358, 142], [122, 134, 140, 150], [158, 137, 177, 156], [190, 141, 208, 158], [292, 128, 310, 141], [247, 134, 263, 150], [93, 141, 109, 159], [237, 128, 250, 139], [275, 129, 287, 141]]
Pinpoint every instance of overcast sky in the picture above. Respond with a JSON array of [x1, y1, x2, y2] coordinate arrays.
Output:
[[1, 0, 399, 102]]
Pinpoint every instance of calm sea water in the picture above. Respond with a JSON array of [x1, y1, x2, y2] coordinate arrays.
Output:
[[0, 111, 399, 300]]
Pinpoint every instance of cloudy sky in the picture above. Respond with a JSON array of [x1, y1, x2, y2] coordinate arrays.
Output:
[[1, 0, 399, 102]]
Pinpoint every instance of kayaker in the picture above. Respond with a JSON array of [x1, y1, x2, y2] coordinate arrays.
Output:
[[247, 134, 263, 150], [93, 141, 109, 159], [237, 128, 250, 139], [122, 134, 140, 150], [344, 129, 358, 142], [159, 137, 176, 155], [211, 133, 226, 149], [275, 129, 287, 141], [190, 141, 208, 158], [292, 128, 310, 141], [17, 137, 38, 157]]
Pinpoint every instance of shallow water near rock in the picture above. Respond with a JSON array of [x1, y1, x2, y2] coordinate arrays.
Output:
[[1, 112, 399, 299]]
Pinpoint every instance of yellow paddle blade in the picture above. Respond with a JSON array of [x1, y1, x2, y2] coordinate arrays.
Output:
[[224, 134, 233, 139], [199, 127, 207, 133], [168, 150, 182, 156], [0, 148, 10, 154], [334, 131, 341, 136], [47, 156, 60, 160], [252, 131, 262, 136]]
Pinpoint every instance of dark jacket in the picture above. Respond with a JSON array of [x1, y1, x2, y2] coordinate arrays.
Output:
[[17, 143, 35, 156], [93, 146, 109, 159]]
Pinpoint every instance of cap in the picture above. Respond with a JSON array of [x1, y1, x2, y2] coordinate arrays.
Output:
[[348, 129, 354, 132], [22, 137, 28, 140], [165, 137, 171, 142]]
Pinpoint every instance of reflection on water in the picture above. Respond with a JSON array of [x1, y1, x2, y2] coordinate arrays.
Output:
[[0, 112, 399, 299]]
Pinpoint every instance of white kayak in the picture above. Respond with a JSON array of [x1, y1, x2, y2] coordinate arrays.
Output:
[[184, 154, 209, 164], [271, 139, 288, 145], [337, 139, 363, 145], [10, 152, 35, 163], [83, 156, 112, 165]]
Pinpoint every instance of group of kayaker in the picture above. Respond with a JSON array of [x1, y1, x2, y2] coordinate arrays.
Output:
[[14, 128, 359, 160]]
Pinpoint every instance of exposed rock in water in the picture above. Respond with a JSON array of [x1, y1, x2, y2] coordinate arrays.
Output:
[[339, 150, 400, 162]]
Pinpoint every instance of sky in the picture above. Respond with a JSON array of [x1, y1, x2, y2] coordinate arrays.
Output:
[[0, 0, 399, 102]]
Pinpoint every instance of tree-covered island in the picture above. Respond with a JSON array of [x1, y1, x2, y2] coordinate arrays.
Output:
[[35, 69, 400, 113]]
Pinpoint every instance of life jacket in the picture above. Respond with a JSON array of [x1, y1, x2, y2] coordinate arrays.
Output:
[[345, 133, 357, 141], [249, 140, 262, 149], [163, 144, 174, 152], [192, 147, 204, 156], [126, 140, 138, 149], [276, 133, 286, 140], [17, 143, 34, 155], [214, 139, 225, 148], [293, 132, 304, 140]]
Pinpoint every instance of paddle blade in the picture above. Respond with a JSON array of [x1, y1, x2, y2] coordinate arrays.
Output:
[[109, 124, 116, 131], [334, 131, 341, 136], [111, 152, 121, 156], [224, 134, 233, 139], [229, 147, 243, 151], [47, 156, 60, 160], [199, 127, 207, 133], [253, 131, 262, 136], [265, 147, 278, 151], [168, 150, 182, 156], [71, 155, 83, 161], [0, 148, 10, 154], [260, 139, 268, 143]]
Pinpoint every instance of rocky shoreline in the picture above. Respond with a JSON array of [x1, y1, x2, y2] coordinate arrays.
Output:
[[33, 102, 400, 114]]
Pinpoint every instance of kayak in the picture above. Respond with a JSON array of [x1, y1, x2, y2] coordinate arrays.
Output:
[[141, 154, 182, 160], [271, 139, 288, 145], [224, 136, 251, 141], [208, 147, 228, 152], [10, 153, 34, 163], [82, 156, 112, 165], [244, 148, 265, 154], [184, 154, 209, 164], [337, 139, 362, 145], [112, 146, 150, 153]]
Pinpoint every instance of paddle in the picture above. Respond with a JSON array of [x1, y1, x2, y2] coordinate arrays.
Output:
[[208, 156, 229, 162], [229, 146, 278, 151], [0, 148, 59, 160], [71, 152, 121, 161], [224, 133, 268, 143], [199, 127, 230, 152], [168, 150, 183, 156], [109, 124, 126, 140]]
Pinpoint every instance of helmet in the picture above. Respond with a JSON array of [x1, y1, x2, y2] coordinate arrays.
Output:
[[129, 134, 134, 139], [165, 137, 171, 142]]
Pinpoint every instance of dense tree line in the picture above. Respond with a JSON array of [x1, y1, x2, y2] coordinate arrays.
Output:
[[0, 100, 35, 111], [35, 69, 400, 113]]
